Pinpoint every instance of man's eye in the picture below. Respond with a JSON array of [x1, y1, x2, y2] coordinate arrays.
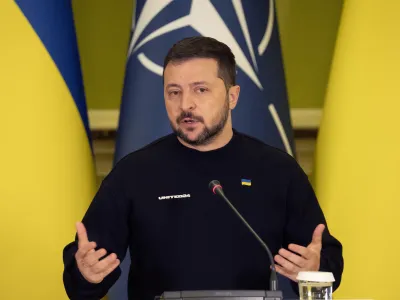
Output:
[[169, 91, 180, 96], [197, 87, 208, 93]]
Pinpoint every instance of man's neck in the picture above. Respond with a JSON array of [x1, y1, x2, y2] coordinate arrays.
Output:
[[177, 126, 234, 152]]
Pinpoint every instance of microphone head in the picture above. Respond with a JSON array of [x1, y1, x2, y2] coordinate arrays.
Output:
[[209, 180, 220, 189], [209, 180, 223, 195]]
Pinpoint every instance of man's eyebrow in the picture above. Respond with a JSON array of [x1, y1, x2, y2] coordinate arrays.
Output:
[[190, 81, 210, 86], [165, 81, 211, 89], [165, 83, 182, 89]]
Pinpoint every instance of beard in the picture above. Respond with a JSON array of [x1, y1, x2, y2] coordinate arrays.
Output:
[[171, 95, 230, 146]]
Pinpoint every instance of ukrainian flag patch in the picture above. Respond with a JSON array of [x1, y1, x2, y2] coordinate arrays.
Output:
[[241, 179, 251, 186]]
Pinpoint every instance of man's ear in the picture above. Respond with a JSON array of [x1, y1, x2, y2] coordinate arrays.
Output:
[[228, 85, 240, 109]]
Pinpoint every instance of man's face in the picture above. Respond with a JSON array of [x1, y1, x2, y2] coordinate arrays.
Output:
[[163, 58, 235, 146]]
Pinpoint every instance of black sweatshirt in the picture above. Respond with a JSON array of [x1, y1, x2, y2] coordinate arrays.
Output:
[[63, 129, 343, 300]]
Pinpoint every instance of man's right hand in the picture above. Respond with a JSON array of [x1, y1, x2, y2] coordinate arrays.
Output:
[[75, 222, 120, 284]]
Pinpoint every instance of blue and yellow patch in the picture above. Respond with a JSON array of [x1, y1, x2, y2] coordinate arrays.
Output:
[[241, 179, 251, 186]]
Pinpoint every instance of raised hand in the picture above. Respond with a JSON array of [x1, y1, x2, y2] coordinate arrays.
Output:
[[74, 222, 120, 283], [274, 224, 325, 281]]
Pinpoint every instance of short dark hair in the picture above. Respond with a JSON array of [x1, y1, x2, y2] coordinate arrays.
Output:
[[163, 36, 236, 88]]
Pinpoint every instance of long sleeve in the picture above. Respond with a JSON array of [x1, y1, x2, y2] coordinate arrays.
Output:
[[63, 160, 131, 299], [283, 163, 344, 292]]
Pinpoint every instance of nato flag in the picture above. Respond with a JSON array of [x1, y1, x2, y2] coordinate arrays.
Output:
[[111, 1, 296, 299]]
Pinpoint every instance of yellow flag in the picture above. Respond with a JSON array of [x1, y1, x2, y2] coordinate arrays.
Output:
[[0, 1, 96, 299], [314, 1, 400, 299]]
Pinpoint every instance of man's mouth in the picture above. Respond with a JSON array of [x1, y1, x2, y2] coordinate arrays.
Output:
[[182, 118, 198, 124]]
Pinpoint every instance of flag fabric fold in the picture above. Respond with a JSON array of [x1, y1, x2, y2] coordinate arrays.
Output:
[[0, 1, 96, 299], [314, 0, 400, 299]]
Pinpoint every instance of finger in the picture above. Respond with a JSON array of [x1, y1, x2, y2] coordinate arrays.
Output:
[[274, 254, 300, 274], [311, 224, 325, 246], [76, 222, 89, 246], [278, 248, 306, 268], [100, 259, 120, 278], [275, 265, 298, 282], [83, 248, 107, 267], [288, 244, 313, 259], [92, 253, 118, 274], [75, 241, 97, 261]]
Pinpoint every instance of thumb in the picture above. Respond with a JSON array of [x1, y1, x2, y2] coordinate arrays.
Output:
[[310, 224, 325, 246]]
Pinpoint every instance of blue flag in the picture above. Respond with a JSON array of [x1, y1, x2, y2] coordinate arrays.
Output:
[[111, 0, 296, 299]]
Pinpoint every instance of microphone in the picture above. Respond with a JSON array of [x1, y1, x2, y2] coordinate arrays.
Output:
[[209, 180, 279, 292]]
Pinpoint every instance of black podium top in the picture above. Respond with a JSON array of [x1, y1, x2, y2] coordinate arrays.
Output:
[[158, 290, 283, 300]]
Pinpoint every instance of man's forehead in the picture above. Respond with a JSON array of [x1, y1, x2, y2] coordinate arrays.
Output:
[[165, 59, 218, 78], [165, 58, 218, 72]]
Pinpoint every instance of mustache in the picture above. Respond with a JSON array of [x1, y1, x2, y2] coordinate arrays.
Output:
[[176, 111, 204, 123]]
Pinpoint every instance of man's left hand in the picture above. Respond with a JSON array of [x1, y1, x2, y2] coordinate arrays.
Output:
[[274, 224, 325, 282]]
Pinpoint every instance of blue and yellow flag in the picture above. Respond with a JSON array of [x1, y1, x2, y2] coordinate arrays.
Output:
[[241, 179, 252, 186], [0, 1, 96, 299]]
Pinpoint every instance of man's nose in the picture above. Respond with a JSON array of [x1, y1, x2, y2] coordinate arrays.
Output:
[[180, 93, 196, 111]]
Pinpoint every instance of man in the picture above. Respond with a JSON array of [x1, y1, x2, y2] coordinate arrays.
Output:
[[63, 36, 343, 300]]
